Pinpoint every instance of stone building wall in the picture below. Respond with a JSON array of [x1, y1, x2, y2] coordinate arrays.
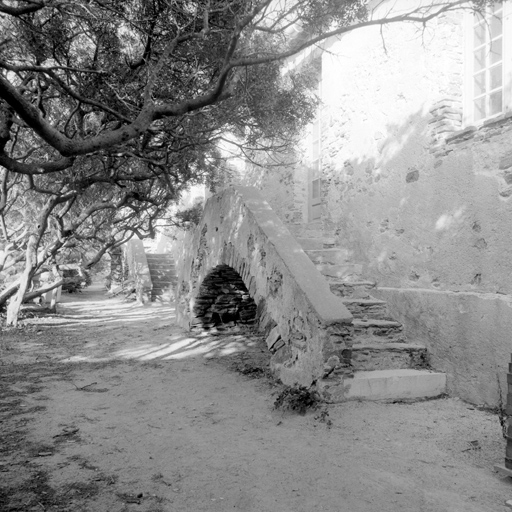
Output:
[[234, 3, 512, 406]]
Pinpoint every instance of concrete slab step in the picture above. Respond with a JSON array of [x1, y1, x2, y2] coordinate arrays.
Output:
[[318, 369, 447, 402], [351, 343, 428, 371]]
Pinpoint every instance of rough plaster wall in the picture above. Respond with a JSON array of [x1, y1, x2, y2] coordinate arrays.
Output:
[[250, 4, 512, 405], [375, 288, 511, 407], [311, 8, 512, 294], [317, 10, 466, 288]]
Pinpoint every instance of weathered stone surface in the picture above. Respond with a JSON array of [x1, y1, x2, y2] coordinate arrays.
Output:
[[227, 5, 511, 406], [265, 326, 282, 351], [375, 287, 512, 407], [351, 343, 428, 371], [317, 369, 446, 402], [174, 187, 353, 386]]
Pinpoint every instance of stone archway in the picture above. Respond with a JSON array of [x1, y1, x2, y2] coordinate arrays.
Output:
[[191, 264, 257, 332], [174, 187, 353, 387]]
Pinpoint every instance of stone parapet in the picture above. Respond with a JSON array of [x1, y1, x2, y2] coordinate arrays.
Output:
[[174, 186, 353, 386]]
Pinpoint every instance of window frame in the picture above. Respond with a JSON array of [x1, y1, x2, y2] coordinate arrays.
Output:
[[464, 3, 512, 126]]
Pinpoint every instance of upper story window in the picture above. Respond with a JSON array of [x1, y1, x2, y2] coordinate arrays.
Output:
[[466, 3, 512, 124]]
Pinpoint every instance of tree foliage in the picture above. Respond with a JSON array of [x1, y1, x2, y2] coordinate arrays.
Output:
[[0, 0, 492, 324]]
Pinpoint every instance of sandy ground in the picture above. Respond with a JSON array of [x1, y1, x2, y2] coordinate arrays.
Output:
[[1, 284, 512, 512]]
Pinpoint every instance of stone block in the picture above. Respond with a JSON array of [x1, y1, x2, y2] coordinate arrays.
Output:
[[344, 369, 446, 401], [266, 326, 282, 351]]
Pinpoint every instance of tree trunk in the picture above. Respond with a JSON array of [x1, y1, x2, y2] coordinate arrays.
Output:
[[5, 266, 34, 326], [5, 235, 36, 326], [0, 280, 20, 310], [108, 246, 126, 293]]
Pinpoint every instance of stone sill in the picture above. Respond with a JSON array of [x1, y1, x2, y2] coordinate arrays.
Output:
[[444, 111, 512, 145]]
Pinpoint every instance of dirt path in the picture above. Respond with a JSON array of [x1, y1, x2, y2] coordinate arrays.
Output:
[[1, 285, 511, 512]]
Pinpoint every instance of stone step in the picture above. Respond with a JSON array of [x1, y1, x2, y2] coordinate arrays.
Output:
[[147, 262, 175, 269], [150, 271, 176, 279], [152, 284, 174, 291], [328, 280, 377, 298], [146, 253, 173, 259], [318, 369, 447, 402], [351, 343, 428, 371], [315, 263, 362, 279], [305, 248, 351, 266], [146, 258, 174, 265], [352, 318, 403, 338], [340, 298, 390, 319]]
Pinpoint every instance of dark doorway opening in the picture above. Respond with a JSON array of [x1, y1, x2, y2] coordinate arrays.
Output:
[[192, 265, 257, 332]]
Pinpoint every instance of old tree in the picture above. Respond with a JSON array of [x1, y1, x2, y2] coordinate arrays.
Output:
[[0, 0, 487, 324]]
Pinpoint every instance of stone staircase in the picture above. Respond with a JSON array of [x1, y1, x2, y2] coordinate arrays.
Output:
[[145, 253, 176, 302], [292, 222, 446, 402]]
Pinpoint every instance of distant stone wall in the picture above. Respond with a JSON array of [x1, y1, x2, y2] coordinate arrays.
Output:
[[174, 186, 353, 386]]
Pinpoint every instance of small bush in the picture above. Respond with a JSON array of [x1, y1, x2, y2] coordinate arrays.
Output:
[[173, 203, 203, 229], [273, 385, 320, 415]]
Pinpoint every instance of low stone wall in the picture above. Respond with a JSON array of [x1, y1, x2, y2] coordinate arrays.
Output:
[[374, 287, 510, 407], [174, 186, 353, 386]]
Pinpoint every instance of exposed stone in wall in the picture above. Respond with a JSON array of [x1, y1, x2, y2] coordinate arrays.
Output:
[[428, 98, 463, 146]]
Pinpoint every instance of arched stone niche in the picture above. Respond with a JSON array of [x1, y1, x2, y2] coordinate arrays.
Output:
[[191, 264, 257, 331]]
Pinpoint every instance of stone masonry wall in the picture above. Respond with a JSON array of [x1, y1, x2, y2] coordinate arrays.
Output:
[[232, 3, 512, 405], [174, 186, 353, 387]]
